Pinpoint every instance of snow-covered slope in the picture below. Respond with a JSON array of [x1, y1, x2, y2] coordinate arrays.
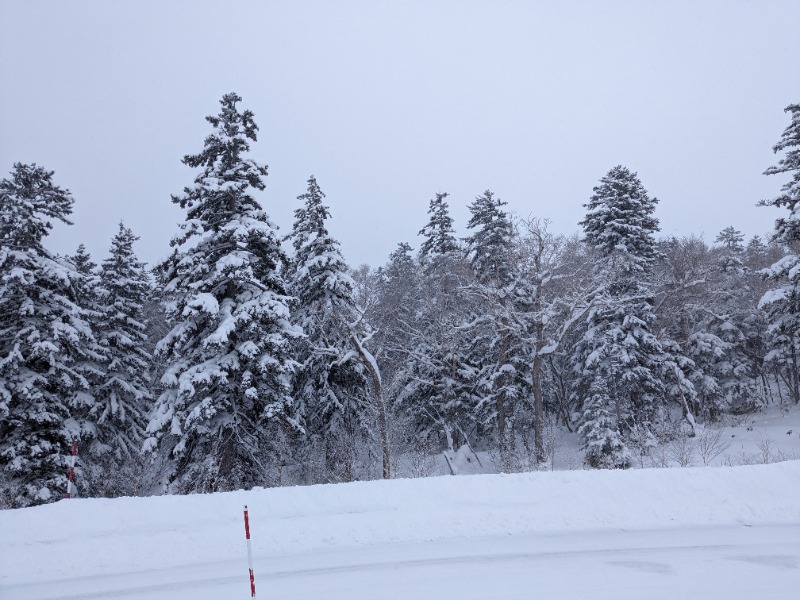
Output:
[[1, 462, 798, 599]]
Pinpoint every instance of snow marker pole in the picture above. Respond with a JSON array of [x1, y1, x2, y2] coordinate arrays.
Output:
[[66, 440, 78, 499], [244, 505, 256, 597]]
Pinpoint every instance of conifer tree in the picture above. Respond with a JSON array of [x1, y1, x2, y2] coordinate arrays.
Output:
[[418, 192, 462, 292], [403, 193, 475, 447], [287, 176, 366, 440], [573, 166, 693, 468], [72, 244, 99, 285], [376, 242, 421, 375], [145, 93, 300, 492], [419, 192, 460, 268], [746, 235, 767, 265], [759, 103, 800, 404], [90, 223, 151, 489], [708, 227, 761, 411], [0, 164, 101, 506], [68, 242, 105, 401], [715, 226, 745, 253], [465, 190, 528, 456], [466, 190, 513, 288]]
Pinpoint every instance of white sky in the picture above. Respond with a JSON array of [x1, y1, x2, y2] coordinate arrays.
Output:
[[1, 0, 799, 268]]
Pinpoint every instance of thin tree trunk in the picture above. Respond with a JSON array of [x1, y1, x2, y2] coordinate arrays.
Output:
[[532, 288, 545, 463], [548, 356, 574, 432], [376, 390, 391, 479], [365, 363, 390, 479], [532, 347, 544, 463], [760, 371, 773, 404], [612, 365, 622, 429], [775, 370, 785, 406], [351, 332, 391, 479], [791, 345, 800, 405], [497, 327, 509, 456], [672, 367, 697, 435]]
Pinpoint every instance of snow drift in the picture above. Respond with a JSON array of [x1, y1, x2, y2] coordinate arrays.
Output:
[[1, 461, 798, 594]]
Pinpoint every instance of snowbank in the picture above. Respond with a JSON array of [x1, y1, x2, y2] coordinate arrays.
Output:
[[1, 462, 798, 588]]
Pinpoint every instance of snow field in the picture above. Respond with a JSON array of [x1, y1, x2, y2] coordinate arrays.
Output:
[[1, 461, 798, 598]]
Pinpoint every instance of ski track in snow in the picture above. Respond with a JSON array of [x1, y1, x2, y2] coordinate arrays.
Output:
[[4, 526, 798, 600]]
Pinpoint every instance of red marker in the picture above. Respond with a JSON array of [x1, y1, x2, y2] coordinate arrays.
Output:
[[244, 505, 256, 597]]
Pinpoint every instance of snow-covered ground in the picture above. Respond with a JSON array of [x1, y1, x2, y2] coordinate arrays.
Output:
[[1, 460, 798, 599], [440, 404, 800, 475]]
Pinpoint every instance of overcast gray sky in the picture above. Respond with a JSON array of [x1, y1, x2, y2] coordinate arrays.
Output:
[[1, 0, 799, 268]]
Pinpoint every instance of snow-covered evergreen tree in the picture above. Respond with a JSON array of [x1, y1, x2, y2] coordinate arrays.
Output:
[[374, 242, 421, 380], [759, 103, 800, 405], [706, 227, 762, 411], [580, 166, 660, 284], [89, 223, 152, 491], [716, 226, 745, 253], [465, 191, 530, 456], [418, 192, 462, 293], [418, 192, 460, 270], [286, 175, 367, 458], [68, 242, 107, 411], [746, 235, 767, 265], [398, 193, 476, 450], [573, 166, 693, 468], [0, 164, 102, 507], [578, 376, 633, 468], [145, 93, 300, 493], [466, 190, 513, 288], [72, 244, 100, 296]]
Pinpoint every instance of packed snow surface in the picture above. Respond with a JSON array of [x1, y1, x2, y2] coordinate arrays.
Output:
[[1, 462, 798, 599]]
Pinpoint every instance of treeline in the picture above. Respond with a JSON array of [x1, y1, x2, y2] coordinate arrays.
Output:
[[1, 95, 798, 508]]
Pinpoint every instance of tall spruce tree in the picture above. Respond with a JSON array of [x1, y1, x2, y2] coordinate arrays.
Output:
[[72, 244, 99, 291], [418, 192, 462, 293], [465, 190, 529, 457], [404, 192, 475, 449], [466, 190, 514, 288], [69, 243, 105, 404], [374, 242, 421, 381], [0, 164, 102, 507], [145, 93, 300, 492], [708, 227, 761, 411], [419, 192, 460, 269], [759, 103, 800, 404], [287, 176, 366, 441], [90, 223, 152, 490], [573, 166, 691, 468], [716, 226, 745, 253]]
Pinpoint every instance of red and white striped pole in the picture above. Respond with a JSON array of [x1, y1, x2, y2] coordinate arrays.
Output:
[[243, 505, 256, 597], [66, 440, 78, 499]]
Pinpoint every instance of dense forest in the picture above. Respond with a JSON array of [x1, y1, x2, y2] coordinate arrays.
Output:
[[1, 93, 798, 508]]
